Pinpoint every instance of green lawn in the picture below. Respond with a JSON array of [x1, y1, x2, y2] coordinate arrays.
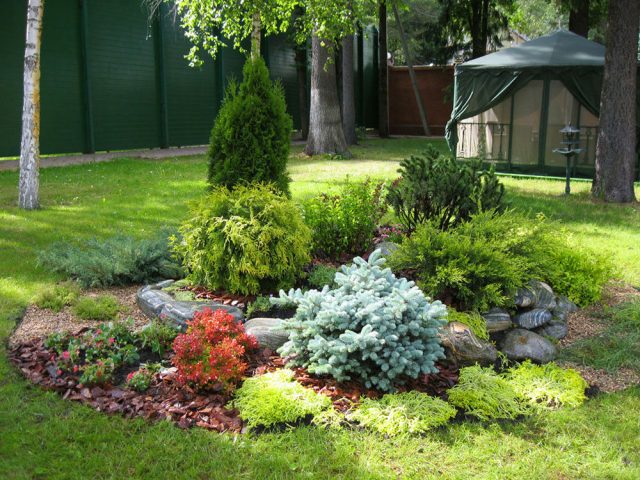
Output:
[[1, 137, 639, 479]]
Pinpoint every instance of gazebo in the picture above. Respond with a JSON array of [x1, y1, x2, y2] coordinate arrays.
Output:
[[445, 30, 611, 176]]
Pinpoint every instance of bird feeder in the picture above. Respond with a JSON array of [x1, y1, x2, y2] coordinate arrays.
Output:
[[552, 125, 583, 194]]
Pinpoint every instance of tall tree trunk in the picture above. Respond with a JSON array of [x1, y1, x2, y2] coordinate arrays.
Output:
[[19, 0, 44, 210], [342, 34, 357, 145], [391, 0, 430, 136], [378, 0, 389, 137], [295, 45, 309, 140], [592, 0, 639, 202], [569, 0, 590, 38], [305, 34, 348, 156], [251, 11, 261, 60]]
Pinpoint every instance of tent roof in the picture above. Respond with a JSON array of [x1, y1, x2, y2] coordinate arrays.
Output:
[[459, 30, 605, 70]]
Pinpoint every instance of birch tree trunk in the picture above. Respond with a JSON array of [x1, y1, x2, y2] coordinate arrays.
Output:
[[19, 0, 44, 210], [341, 33, 357, 145], [305, 34, 348, 156], [251, 11, 261, 60], [592, 0, 639, 202]]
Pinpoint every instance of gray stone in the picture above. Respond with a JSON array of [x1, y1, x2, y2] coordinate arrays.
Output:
[[536, 322, 568, 340], [513, 308, 552, 329], [529, 280, 557, 310], [376, 242, 399, 257], [554, 295, 578, 315], [159, 301, 243, 330], [150, 279, 176, 290], [137, 288, 175, 318], [500, 328, 557, 363], [244, 318, 290, 351], [514, 286, 536, 308], [482, 308, 513, 332], [439, 322, 498, 366]]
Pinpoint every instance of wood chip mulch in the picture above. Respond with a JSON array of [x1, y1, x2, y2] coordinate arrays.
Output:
[[181, 285, 252, 310], [558, 282, 640, 393], [9, 285, 148, 349], [9, 338, 243, 433]]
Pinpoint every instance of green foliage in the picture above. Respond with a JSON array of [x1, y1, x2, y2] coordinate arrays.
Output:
[[447, 309, 489, 340], [303, 179, 387, 258], [560, 300, 640, 373], [274, 250, 446, 392], [72, 295, 120, 321], [79, 358, 115, 387], [174, 183, 311, 295], [230, 369, 332, 430], [386, 147, 505, 233], [389, 210, 614, 311], [38, 233, 182, 288], [139, 320, 180, 357], [33, 282, 80, 312], [245, 295, 273, 319], [208, 57, 292, 195], [126, 364, 161, 393], [448, 365, 529, 421], [504, 361, 588, 409], [307, 265, 338, 289], [349, 391, 457, 436]]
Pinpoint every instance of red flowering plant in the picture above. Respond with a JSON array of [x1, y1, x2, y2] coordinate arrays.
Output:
[[172, 308, 258, 392]]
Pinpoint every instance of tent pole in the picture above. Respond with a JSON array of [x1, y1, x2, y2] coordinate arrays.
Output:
[[507, 97, 514, 170], [538, 79, 551, 169]]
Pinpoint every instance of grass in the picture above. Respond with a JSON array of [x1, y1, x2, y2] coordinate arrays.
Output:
[[1, 137, 639, 478]]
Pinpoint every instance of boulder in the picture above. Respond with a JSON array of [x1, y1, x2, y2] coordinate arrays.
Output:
[[514, 286, 536, 308], [439, 322, 498, 366], [137, 288, 175, 318], [536, 321, 568, 340], [529, 280, 557, 310], [500, 329, 557, 363], [159, 301, 243, 330], [482, 308, 513, 332], [554, 295, 578, 316], [513, 308, 552, 329], [244, 318, 290, 351]]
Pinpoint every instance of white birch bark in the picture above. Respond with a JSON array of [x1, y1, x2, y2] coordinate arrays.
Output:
[[19, 0, 44, 210], [251, 11, 261, 60]]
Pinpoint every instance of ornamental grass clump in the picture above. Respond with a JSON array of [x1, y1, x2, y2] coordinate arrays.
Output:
[[503, 361, 588, 409], [349, 391, 457, 436], [273, 250, 446, 392], [174, 183, 311, 295], [447, 365, 529, 421], [172, 308, 258, 392], [230, 369, 332, 430]]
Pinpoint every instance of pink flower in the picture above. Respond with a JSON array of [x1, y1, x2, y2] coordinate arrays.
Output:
[[73, 365, 79, 373], [62, 351, 70, 360], [56, 369, 63, 376], [96, 329, 102, 335], [108, 337, 115, 345], [127, 372, 135, 381]]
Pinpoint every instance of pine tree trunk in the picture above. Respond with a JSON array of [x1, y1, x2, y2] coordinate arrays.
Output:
[[19, 0, 43, 210], [592, 0, 639, 203], [391, 0, 430, 136], [251, 12, 261, 60], [295, 45, 309, 140], [378, 0, 389, 138], [569, 0, 590, 38], [305, 34, 348, 156], [342, 34, 357, 145]]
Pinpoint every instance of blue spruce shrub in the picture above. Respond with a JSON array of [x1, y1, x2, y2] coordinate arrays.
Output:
[[272, 250, 446, 392]]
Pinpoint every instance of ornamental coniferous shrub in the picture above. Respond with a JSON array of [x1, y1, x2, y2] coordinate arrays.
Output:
[[386, 146, 505, 232], [207, 57, 292, 195], [272, 250, 446, 392], [174, 183, 311, 295]]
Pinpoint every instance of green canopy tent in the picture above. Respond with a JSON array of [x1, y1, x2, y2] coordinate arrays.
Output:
[[445, 30, 618, 175]]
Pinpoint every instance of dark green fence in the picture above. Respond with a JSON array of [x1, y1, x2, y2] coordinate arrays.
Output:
[[0, 1, 379, 157]]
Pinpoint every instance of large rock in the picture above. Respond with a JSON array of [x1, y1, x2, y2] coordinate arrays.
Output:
[[439, 322, 498, 366], [530, 280, 557, 310], [500, 329, 557, 363], [244, 318, 290, 351], [553, 296, 578, 318], [159, 301, 243, 330], [137, 284, 244, 330], [536, 321, 568, 340], [513, 308, 552, 329], [482, 308, 513, 332]]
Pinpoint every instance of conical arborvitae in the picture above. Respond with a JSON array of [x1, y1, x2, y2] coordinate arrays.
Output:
[[208, 57, 292, 196]]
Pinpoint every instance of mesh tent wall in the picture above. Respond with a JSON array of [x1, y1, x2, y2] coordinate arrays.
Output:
[[445, 30, 639, 177]]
